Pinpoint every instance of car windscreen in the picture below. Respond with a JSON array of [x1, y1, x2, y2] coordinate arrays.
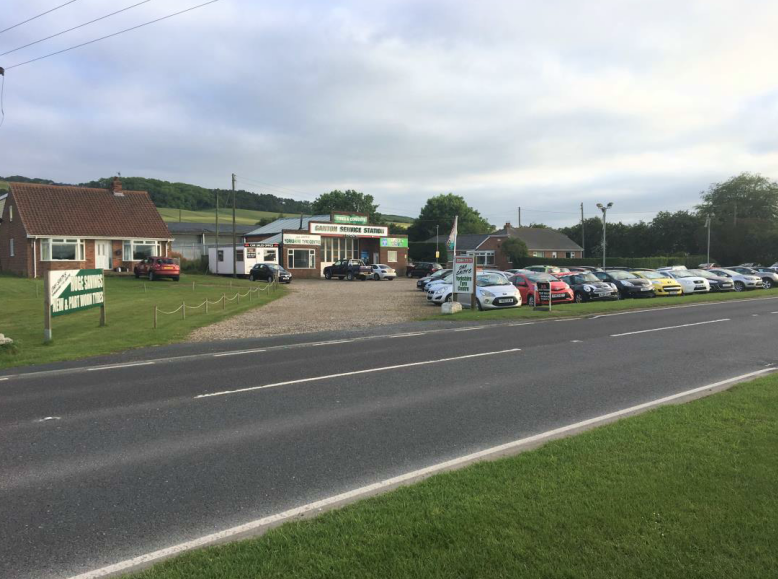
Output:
[[711, 269, 739, 276], [528, 273, 558, 282], [158, 258, 176, 264], [636, 270, 663, 279], [671, 270, 696, 278], [688, 269, 714, 278], [608, 270, 639, 280], [577, 273, 600, 282], [477, 274, 511, 287]]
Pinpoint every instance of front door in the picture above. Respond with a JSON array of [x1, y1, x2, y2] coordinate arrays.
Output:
[[95, 241, 112, 270]]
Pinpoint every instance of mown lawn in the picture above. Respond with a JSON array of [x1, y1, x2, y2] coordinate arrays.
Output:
[[430, 287, 778, 321], [128, 372, 778, 579], [0, 273, 285, 370]]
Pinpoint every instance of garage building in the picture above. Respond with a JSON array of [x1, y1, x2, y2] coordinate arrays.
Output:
[[244, 212, 408, 278]]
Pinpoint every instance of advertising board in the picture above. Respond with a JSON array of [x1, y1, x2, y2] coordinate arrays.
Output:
[[454, 254, 475, 295], [333, 214, 369, 225], [282, 233, 322, 246], [380, 237, 409, 248], [309, 223, 388, 237], [48, 269, 105, 317]]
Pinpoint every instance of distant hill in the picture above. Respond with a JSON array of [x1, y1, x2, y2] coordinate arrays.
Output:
[[0, 175, 414, 225]]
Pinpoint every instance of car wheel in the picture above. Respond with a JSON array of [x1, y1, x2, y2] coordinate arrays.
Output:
[[149, 271, 155, 281], [763, 278, 773, 289], [734, 281, 745, 292], [173, 276, 180, 282], [249, 273, 255, 282], [476, 299, 484, 311], [373, 273, 380, 280], [347, 271, 354, 281], [574, 292, 585, 303], [325, 271, 332, 280], [527, 295, 536, 307], [406, 271, 413, 278], [267, 275, 274, 283]]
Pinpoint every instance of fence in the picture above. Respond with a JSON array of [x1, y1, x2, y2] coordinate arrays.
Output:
[[153, 278, 279, 328]]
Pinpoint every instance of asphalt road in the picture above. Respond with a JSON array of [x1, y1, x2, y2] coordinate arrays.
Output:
[[1, 297, 777, 579]]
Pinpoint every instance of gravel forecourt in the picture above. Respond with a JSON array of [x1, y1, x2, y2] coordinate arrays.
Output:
[[188, 277, 434, 341]]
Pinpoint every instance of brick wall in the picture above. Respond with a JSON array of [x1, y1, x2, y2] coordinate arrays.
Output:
[[282, 244, 320, 279], [0, 192, 32, 276], [379, 246, 408, 275]]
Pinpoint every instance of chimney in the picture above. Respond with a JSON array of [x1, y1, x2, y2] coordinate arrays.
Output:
[[110, 176, 124, 196], [504, 222, 512, 230]]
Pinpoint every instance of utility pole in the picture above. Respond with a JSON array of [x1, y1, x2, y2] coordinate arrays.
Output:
[[596, 202, 613, 269], [232, 173, 237, 278], [517, 207, 521, 228], [580, 202, 585, 258], [436, 224, 440, 261], [215, 189, 219, 275], [706, 213, 714, 264]]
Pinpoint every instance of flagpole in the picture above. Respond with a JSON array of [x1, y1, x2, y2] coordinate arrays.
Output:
[[451, 215, 458, 303]]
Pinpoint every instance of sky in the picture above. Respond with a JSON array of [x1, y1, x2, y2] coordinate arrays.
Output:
[[1, 0, 777, 227]]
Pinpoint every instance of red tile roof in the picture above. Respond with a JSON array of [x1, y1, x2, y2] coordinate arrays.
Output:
[[9, 182, 171, 239]]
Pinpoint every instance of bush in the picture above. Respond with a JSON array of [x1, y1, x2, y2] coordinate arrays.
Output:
[[510, 255, 710, 269], [180, 256, 209, 273]]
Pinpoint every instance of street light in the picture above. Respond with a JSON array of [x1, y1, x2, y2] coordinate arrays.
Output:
[[705, 213, 714, 265], [596, 202, 613, 269]]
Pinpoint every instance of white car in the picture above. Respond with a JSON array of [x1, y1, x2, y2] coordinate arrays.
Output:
[[657, 268, 710, 294], [448, 272, 521, 309], [416, 269, 451, 290], [707, 268, 763, 292], [425, 274, 453, 293], [369, 264, 395, 280]]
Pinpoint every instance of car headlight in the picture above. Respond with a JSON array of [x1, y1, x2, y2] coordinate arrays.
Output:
[[622, 281, 634, 287], [583, 285, 593, 292], [481, 290, 495, 298]]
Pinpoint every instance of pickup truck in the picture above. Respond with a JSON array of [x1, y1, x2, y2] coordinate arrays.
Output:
[[323, 259, 372, 280]]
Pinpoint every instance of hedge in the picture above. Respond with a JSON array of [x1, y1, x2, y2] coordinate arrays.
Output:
[[509, 255, 711, 269], [409, 242, 445, 262]]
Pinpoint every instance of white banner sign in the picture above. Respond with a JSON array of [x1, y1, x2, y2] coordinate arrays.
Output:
[[454, 255, 475, 294], [282, 233, 321, 246], [309, 223, 388, 237]]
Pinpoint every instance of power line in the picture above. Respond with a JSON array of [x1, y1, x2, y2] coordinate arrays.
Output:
[[3, 0, 221, 71], [1, 0, 154, 58], [0, 0, 79, 35]]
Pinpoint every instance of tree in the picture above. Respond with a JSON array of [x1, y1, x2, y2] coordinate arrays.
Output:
[[697, 172, 778, 221], [312, 190, 379, 221], [501, 237, 528, 265], [528, 222, 549, 229], [407, 193, 494, 242]]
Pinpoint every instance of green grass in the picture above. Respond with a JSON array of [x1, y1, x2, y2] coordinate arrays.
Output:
[[127, 373, 778, 579], [0, 180, 9, 192], [432, 287, 778, 321], [157, 207, 295, 226], [0, 274, 285, 370]]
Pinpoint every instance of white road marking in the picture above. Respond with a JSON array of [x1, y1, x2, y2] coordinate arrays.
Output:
[[36, 416, 61, 422], [86, 361, 156, 372], [570, 340, 583, 343], [213, 349, 267, 357], [0, 377, 8, 381], [453, 326, 486, 332], [752, 314, 760, 317], [508, 322, 535, 327], [310, 339, 355, 346], [195, 349, 522, 399], [589, 295, 778, 319], [68, 367, 775, 579], [610, 318, 729, 337], [386, 332, 426, 338]]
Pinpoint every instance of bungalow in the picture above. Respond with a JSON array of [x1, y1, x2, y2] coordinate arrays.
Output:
[[0, 178, 172, 278]]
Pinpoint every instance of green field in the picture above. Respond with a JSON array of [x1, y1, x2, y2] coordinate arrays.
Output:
[[128, 372, 778, 579], [0, 274, 285, 370], [157, 207, 294, 226], [0, 181, 9, 192], [430, 288, 778, 321]]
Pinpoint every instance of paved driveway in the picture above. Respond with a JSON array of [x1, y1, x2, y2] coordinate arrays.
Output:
[[189, 277, 433, 341]]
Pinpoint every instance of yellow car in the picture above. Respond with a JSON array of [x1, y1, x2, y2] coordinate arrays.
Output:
[[632, 270, 683, 296]]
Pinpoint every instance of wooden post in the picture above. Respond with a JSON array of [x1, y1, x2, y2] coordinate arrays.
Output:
[[222, 293, 226, 310], [237, 292, 240, 304], [144, 283, 147, 293], [153, 306, 158, 329], [43, 270, 52, 343], [182, 302, 186, 319], [192, 281, 195, 292], [205, 299, 209, 313]]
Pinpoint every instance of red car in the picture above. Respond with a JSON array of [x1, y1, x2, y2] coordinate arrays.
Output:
[[134, 256, 181, 281], [508, 272, 573, 307]]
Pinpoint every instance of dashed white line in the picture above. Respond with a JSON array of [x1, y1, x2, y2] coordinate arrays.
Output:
[[386, 332, 426, 338], [570, 340, 583, 343], [589, 295, 778, 319], [453, 326, 486, 332], [195, 348, 522, 399], [0, 377, 8, 381], [611, 318, 729, 337], [36, 416, 61, 422], [213, 349, 267, 357], [68, 366, 775, 579], [86, 361, 156, 372]]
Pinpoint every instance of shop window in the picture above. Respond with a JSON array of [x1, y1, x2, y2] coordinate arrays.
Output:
[[41, 238, 85, 261], [265, 249, 277, 262], [387, 250, 397, 263], [217, 250, 224, 262], [123, 240, 159, 261], [288, 248, 316, 269], [237, 249, 244, 262]]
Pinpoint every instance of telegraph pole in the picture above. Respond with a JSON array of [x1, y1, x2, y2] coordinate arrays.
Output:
[[580, 202, 585, 257], [215, 189, 219, 275], [436, 224, 440, 261], [232, 173, 237, 278], [517, 207, 521, 227]]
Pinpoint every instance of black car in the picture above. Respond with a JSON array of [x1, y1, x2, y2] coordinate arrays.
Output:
[[323, 259, 372, 280], [594, 269, 655, 298], [687, 269, 734, 292], [406, 262, 444, 278], [249, 263, 291, 283], [558, 272, 619, 303], [416, 268, 451, 289]]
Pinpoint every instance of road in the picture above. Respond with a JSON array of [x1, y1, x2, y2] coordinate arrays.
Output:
[[1, 297, 777, 578]]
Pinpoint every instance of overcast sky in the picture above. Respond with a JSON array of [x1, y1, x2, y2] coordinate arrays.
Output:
[[1, 0, 777, 227]]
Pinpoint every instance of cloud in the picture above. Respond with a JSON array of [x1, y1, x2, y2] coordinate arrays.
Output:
[[1, 0, 777, 227]]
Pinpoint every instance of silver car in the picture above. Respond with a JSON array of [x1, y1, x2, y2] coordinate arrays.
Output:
[[707, 268, 763, 292], [458, 272, 521, 310], [369, 264, 396, 280], [731, 266, 778, 290]]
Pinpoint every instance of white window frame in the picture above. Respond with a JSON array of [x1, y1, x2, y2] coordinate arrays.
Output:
[[387, 250, 397, 263], [532, 251, 544, 258], [287, 248, 316, 269], [475, 250, 495, 266], [9, 238, 14, 257], [565, 251, 576, 259], [8, 205, 13, 222], [551, 252, 558, 259], [41, 238, 85, 261], [123, 240, 160, 261]]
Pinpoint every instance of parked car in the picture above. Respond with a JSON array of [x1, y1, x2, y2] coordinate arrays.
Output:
[[509, 272, 573, 307], [369, 264, 396, 280], [656, 267, 711, 294], [249, 263, 291, 283], [687, 269, 734, 292], [594, 269, 655, 298], [324, 259, 372, 280], [473, 272, 521, 310], [524, 265, 570, 274], [407, 262, 444, 278], [134, 256, 180, 281], [557, 271, 619, 302], [630, 270, 683, 296], [728, 266, 777, 289], [425, 274, 454, 296], [705, 268, 762, 292], [417, 268, 451, 289]]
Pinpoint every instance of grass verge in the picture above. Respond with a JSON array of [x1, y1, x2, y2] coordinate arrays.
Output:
[[0, 273, 285, 370], [128, 373, 778, 579], [427, 287, 778, 321]]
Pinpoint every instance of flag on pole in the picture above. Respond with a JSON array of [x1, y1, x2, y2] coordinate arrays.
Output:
[[446, 216, 458, 251]]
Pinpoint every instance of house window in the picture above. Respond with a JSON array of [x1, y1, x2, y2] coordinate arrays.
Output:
[[217, 250, 224, 262], [565, 251, 576, 259], [9, 238, 14, 257], [123, 240, 159, 261], [41, 238, 85, 261], [8, 205, 12, 222], [551, 252, 558, 258], [532, 251, 544, 258], [237, 249, 244, 262], [387, 250, 397, 263], [475, 251, 495, 266], [264, 249, 277, 262], [287, 248, 315, 269]]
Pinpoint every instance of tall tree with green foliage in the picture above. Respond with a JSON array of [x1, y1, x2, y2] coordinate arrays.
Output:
[[311, 190, 379, 221], [697, 172, 778, 221], [501, 237, 529, 265], [407, 194, 494, 242]]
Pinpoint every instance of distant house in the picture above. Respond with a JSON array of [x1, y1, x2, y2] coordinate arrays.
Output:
[[0, 178, 172, 278], [426, 223, 583, 268], [168, 222, 257, 261]]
